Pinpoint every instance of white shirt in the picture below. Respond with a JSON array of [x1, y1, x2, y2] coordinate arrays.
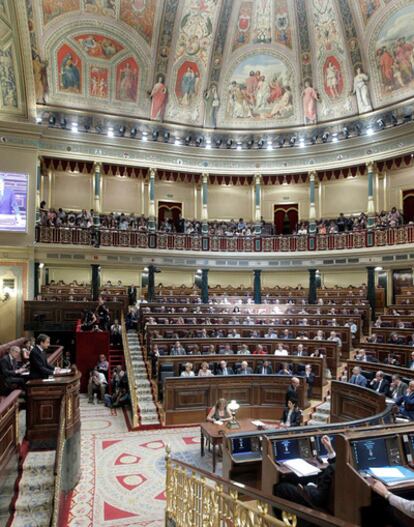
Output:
[[274, 350, 288, 356]]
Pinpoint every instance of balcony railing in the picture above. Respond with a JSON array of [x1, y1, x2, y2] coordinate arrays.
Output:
[[35, 224, 414, 253]]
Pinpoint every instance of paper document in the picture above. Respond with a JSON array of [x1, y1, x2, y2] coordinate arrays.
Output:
[[58, 368, 72, 374], [370, 467, 404, 478], [251, 420, 265, 427], [281, 458, 321, 478]]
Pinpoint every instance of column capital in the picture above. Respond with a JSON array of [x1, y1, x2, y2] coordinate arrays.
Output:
[[308, 170, 317, 181], [202, 172, 209, 184], [254, 173, 262, 184], [93, 161, 102, 173], [366, 160, 376, 173], [149, 167, 157, 178]]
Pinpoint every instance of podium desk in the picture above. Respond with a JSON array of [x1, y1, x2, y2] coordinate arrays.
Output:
[[26, 372, 81, 447]]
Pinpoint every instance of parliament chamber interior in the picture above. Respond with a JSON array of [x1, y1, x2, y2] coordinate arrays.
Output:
[[3, 1, 414, 526]]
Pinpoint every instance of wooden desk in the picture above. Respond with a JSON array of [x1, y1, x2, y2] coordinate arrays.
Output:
[[26, 372, 81, 446], [163, 375, 307, 426], [330, 380, 386, 423], [201, 419, 279, 473]]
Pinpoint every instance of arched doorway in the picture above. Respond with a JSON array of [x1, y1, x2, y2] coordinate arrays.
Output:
[[274, 204, 299, 235], [403, 190, 414, 223], [158, 201, 182, 231]]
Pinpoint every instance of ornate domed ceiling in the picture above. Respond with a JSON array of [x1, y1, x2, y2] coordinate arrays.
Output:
[[4, 0, 414, 133]]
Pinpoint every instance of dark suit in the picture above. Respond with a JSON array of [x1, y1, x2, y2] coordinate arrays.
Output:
[[216, 367, 234, 376], [29, 345, 55, 379], [281, 407, 302, 427], [349, 374, 367, 387], [127, 286, 137, 305], [0, 354, 25, 391], [396, 391, 414, 420], [255, 365, 273, 375], [285, 384, 298, 405], [237, 367, 253, 375], [305, 372, 315, 398], [370, 378, 390, 394], [389, 381, 408, 400]]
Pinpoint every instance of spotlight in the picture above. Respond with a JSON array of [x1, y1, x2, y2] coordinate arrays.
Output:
[[332, 133, 338, 143], [95, 124, 103, 134], [236, 142, 242, 151], [391, 113, 398, 126], [152, 130, 159, 140], [322, 132, 329, 143], [84, 121, 90, 132], [118, 126, 126, 137], [310, 134, 318, 144], [342, 127, 349, 138], [278, 137, 285, 148], [174, 137, 180, 145], [366, 127, 374, 136], [354, 123, 362, 135], [71, 122, 78, 133], [215, 138, 222, 148], [403, 110, 413, 122], [48, 115, 56, 126], [130, 127, 138, 138], [376, 119, 385, 130], [184, 135, 192, 145], [36, 116, 42, 124], [39, 262, 44, 269], [107, 127, 114, 138], [163, 131, 170, 142], [289, 135, 297, 146], [257, 138, 265, 149], [205, 137, 211, 149], [195, 136, 203, 147], [299, 137, 305, 147], [226, 139, 233, 148], [267, 139, 273, 150], [246, 139, 254, 149], [60, 118, 67, 129]]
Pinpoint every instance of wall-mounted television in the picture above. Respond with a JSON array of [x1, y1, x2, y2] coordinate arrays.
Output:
[[0, 172, 28, 232]]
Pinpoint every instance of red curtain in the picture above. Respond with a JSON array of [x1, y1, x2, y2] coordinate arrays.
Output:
[[403, 190, 414, 223], [158, 201, 182, 230], [274, 204, 299, 234]]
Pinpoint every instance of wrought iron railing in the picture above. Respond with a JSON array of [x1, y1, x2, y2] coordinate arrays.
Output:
[[164, 447, 355, 527], [36, 225, 414, 253], [121, 313, 139, 428]]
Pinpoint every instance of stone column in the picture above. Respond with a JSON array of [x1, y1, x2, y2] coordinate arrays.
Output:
[[91, 264, 101, 301], [367, 161, 376, 229], [308, 268, 317, 304], [148, 168, 156, 233], [308, 171, 317, 235], [147, 264, 156, 302], [35, 158, 41, 223], [34, 262, 40, 299], [93, 162, 102, 226], [201, 269, 209, 304], [367, 266, 376, 321], [254, 270, 262, 304], [254, 174, 262, 235], [201, 173, 208, 235]]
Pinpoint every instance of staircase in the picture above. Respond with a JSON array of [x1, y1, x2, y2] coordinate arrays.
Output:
[[11, 450, 55, 527], [127, 331, 160, 426], [307, 399, 331, 426]]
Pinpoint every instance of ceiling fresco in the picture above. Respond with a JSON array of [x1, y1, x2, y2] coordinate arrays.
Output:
[[1, 0, 414, 131]]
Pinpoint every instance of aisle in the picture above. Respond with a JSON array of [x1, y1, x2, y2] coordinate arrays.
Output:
[[66, 397, 217, 527]]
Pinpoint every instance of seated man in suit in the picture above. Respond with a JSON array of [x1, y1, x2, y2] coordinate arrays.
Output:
[[294, 343, 308, 357], [285, 376, 300, 405], [170, 340, 186, 356], [274, 435, 335, 512], [237, 360, 253, 375], [388, 374, 408, 401], [255, 360, 273, 375], [0, 345, 27, 392], [348, 366, 367, 387], [29, 334, 59, 380], [355, 349, 377, 362], [408, 351, 414, 370], [388, 333, 404, 345], [396, 380, 414, 420], [216, 360, 233, 376], [280, 397, 302, 428], [369, 370, 390, 394]]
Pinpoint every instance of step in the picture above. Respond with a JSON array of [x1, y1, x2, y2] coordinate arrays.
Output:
[[310, 412, 330, 423], [315, 402, 331, 414], [11, 510, 51, 527]]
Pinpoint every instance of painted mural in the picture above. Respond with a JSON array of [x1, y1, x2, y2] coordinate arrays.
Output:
[[225, 54, 294, 121], [374, 4, 414, 95], [42, 0, 80, 24], [120, 0, 156, 44], [274, 0, 292, 48], [323, 56, 343, 98], [89, 65, 109, 98], [233, 1, 252, 51], [57, 44, 82, 94], [74, 34, 123, 59], [358, 0, 381, 25], [175, 61, 201, 107], [83, 0, 116, 17], [0, 47, 18, 108], [115, 57, 138, 102], [253, 0, 271, 43]]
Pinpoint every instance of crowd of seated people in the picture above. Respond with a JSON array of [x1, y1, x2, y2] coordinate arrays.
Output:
[[86, 354, 130, 408], [38, 204, 405, 237], [80, 298, 111, 331], [368, 331, 414, 346]]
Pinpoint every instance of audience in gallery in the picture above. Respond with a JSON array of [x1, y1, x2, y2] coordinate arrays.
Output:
[[38, 203, 405, 237]]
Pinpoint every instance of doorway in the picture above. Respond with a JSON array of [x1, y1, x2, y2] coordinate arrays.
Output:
[[274, 204, 299, 235], [158, 201, 182, 231], [402, 190, 414, 223]]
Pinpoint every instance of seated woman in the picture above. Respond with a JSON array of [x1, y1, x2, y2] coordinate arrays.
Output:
[[206, 398, 232, 424], [281, 398, 302, 428], [180, 362, 195, 377], [198, 361, 213, 377]]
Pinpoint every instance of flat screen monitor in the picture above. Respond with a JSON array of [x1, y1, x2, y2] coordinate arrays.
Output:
[[273, 439, 301, 462], [231, 437, 252, 455], [0, 172, 28, 232], [351, 437, 389, 470]]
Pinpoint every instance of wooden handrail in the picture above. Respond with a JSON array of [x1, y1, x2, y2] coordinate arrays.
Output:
[[50, 397, 66, 527], [121, 313, 139, 428], [167, 454, 357, 527], [0, 389, 21, 415]]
